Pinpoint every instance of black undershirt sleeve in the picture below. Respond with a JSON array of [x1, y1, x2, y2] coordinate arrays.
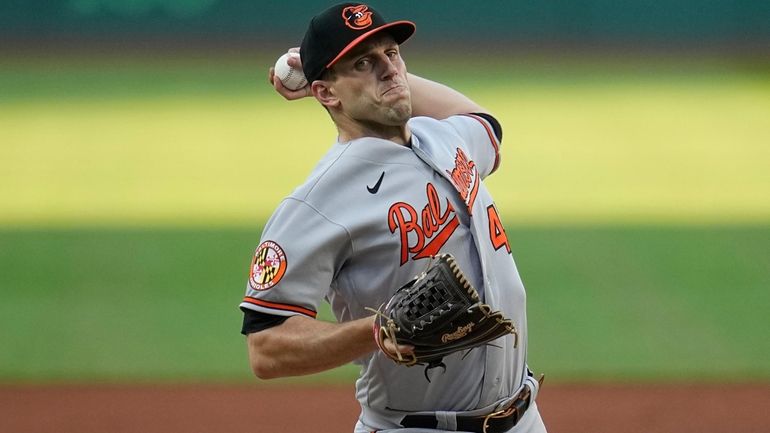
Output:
[[240, 307, 290, 335], [470, 112, 503, 143]]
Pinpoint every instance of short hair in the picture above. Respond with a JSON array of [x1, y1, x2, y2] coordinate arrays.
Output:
[[320, 67, 337, 82]]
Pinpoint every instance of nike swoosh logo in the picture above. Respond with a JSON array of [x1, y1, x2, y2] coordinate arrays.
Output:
[[367, 171, 385, 194]]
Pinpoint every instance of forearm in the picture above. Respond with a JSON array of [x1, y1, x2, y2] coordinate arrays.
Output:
[[408, 73, 488, 119], [247, 315, 376, 379]]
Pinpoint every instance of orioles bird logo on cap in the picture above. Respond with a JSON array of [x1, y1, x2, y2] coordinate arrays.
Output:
[[342, 4, 373, 30]]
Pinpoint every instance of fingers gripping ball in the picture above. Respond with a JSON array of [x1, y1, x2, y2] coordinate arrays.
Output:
[[371, 254, 518, 377], [274, 52, 308, 91]]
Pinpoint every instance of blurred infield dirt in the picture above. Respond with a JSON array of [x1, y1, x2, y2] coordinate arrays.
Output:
[[1, 383, 768, 433]]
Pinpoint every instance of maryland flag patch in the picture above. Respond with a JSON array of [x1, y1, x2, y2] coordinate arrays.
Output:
[[249, 241, 287, 291]]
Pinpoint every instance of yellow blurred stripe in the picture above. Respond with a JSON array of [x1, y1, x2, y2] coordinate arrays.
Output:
[[1, 80, 768, 226]]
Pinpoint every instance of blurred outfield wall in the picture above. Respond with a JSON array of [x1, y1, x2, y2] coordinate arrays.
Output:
[[2, 0, 769, 52]]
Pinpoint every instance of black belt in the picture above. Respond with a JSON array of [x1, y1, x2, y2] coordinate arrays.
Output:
[[400, 385, 535, 433]]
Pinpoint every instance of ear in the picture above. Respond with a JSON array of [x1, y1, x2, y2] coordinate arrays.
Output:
[[311, 80, 340, 109]]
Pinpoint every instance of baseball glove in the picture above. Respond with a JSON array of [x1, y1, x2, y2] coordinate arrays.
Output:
[[371, 254, 517, 376]]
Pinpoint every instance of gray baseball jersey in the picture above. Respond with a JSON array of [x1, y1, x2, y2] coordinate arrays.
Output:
[[240, 114, 531, 430]]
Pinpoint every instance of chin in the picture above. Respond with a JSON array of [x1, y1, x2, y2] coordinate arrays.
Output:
[[387, 104, 412, 124]]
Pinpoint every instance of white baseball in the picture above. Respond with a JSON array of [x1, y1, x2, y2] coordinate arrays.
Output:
[[273, 52, 308, 91]]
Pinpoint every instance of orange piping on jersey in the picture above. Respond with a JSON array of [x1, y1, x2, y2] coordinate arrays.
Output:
[[242, 297, 317, 318], [460, 113, 501, 174]]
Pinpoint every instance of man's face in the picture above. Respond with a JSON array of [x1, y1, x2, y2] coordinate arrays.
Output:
[[327, 33, 412, 127]]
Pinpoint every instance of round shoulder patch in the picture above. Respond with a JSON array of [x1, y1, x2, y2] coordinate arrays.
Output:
[[249, 241, 287, 291]]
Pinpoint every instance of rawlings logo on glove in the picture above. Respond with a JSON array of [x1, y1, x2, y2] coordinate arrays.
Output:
[[369, 254, 517, 380], [442, 322, 475, 342]]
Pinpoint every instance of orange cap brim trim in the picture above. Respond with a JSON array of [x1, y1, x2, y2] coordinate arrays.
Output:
[[326, 20, 416, 68]]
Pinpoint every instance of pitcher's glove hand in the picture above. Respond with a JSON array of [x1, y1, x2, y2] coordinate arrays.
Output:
[[370, 254, 518, 375]]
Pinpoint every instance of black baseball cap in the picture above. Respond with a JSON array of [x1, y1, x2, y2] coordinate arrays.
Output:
[[300, 3, 416, 83]]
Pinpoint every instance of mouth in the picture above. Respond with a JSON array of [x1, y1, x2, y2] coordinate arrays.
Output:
[[382, 84, 407, 97]]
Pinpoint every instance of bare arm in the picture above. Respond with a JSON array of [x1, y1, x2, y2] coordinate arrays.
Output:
[[247, 315, 377, 379], [407, 73, 489, 119]]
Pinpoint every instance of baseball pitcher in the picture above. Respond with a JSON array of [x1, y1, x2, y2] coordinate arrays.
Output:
[[240, 3, 547, 432]]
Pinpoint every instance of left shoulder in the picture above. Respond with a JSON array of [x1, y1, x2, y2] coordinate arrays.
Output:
[[409, 114, 501, 141], [410, 114, 503, 177], [409, 116, 467, 152]]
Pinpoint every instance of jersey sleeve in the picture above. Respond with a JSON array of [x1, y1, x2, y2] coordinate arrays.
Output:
[[239, 197, 351, 319], [240, 307, 289, 335], [442, 113, 502, 178]]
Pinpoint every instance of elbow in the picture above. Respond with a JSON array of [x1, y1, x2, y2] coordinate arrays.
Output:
[[250, 364, 273, 380], [247, 332, 283, 380], [249, 357, 280, 380]]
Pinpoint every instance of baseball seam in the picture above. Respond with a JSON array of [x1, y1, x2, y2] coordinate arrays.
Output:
[[283, 67, 306, 90], [284, 68, 295, 84]]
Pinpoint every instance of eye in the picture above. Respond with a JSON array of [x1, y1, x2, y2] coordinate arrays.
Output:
[[386, 49, 399, 59], [355, 58, 372, 70]]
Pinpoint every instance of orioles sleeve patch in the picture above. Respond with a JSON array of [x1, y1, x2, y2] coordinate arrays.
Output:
[[249, 240, 287, 291]]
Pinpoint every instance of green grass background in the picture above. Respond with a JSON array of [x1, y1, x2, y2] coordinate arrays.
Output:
[[1, 53, 769, 384]]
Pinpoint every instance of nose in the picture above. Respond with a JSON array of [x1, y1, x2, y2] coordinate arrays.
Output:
[[379, 55, 399, 80]]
